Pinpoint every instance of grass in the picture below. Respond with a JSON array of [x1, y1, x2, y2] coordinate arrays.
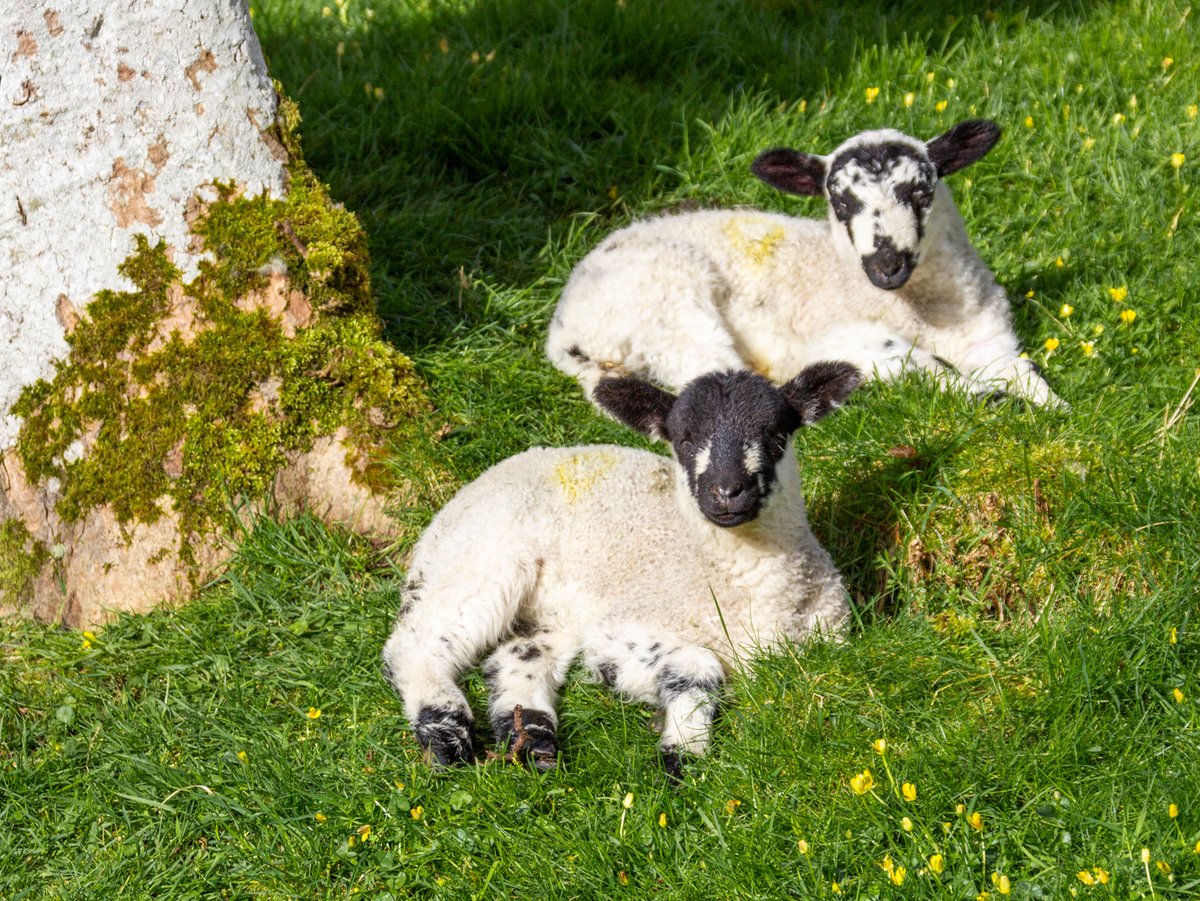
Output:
[[3, 0, 1200, 897]]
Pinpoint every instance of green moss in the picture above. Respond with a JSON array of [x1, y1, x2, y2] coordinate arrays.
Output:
[[0, 519, 49, 606], [10, 93, 428, 559]]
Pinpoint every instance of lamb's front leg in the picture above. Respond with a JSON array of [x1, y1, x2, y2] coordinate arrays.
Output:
[[481, 630, 577, 770], [949, 326, 1065, 408], [583, 628, 725, 780]]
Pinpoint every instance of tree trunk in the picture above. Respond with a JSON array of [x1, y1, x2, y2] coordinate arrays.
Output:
[[1, 1, 430, 626]]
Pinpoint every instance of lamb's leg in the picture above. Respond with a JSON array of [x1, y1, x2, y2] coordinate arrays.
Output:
[[803, 322, 974, 393], [381, 563, 536, 766], [583, 630, 725, 779], [481, 630, 577, 770]]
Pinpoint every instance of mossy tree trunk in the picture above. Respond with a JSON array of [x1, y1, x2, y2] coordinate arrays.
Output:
[[1, 1, 429, 626]]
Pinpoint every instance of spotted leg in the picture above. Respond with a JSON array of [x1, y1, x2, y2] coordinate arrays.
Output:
[[481, 630, 577, 770], [583, 627, 725, 780]]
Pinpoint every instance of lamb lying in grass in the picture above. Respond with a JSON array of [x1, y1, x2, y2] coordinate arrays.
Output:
[[546, 119, 1062, 408], [382, 362, 862, 776]]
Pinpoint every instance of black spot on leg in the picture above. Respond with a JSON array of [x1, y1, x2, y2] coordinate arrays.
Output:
[[597, 662, 618, 687], [567, 344, 589, 361], [883, 339, 896, 350], [648, 642, 661, 653], [513, 642, 543, 662], [656, 666, 723, 703], [1027, 358, 1045, 377]]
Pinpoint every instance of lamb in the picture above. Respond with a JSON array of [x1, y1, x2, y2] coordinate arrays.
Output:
[[546, 119, 1062, 408], [381, 361, 862, 776]]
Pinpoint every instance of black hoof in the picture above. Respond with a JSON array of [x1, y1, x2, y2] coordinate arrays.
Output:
[[660, 748, 689, 784], [414, 704, 476, 766], [493, 707, 559, 769]]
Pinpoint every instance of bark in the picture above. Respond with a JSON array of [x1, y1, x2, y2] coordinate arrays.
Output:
[[0, 1, 427, 626]]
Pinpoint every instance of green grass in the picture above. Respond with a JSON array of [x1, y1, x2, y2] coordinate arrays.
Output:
[[4, 0, 1200, 897]]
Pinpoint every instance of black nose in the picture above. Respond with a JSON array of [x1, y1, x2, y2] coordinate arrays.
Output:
[[863, 250, 915, 290], [712, 483, 746, 501]]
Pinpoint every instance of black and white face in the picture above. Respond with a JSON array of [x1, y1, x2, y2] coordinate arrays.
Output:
[[593, 363, 863, 529], [825, 140, 937, 290], [666, 373, 799, 527], [751, 120, 1002, 291]]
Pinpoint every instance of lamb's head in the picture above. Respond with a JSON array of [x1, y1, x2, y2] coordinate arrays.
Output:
[[751, 120, 1002, 290], [594, 362, 862, 527]]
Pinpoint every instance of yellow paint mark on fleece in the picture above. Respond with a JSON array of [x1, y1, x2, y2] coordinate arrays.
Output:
[[722, 217, 786, 268], [554, 450, 619, 505]]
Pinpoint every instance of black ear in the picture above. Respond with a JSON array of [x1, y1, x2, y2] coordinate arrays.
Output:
[[751, 148, 828, 196], [593, 376, 676, 441], [779, 362, 863, 425], [925, 119, 1002, 177]]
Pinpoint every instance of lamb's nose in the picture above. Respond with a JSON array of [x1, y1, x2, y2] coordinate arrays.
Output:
[[713, 484, 746, 501]]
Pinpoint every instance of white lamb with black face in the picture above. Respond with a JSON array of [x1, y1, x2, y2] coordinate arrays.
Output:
[[382, 362, 861, 777], [546, 119, 1062, 408]]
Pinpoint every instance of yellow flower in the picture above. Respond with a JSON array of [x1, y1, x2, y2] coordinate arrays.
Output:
[[659, 813, 668, 828], [410, 805, 424, 820], [872, 738, 887, 754], [798, 839, 809, 854], [1080, 341, 1095, 357], [1194, 840, 1200, 854], [236, 750, 248, 763], [1108, 286, 1128, 303], [725, 798, 741, 814], [935, 100, 948, 113], [1083, 137, 1096, 150], [1119, 308, 1137, 325], [1156, 860, 1172, 876], [947, 78, 957, 89], [1174, 687, 1185, 703], [1163, 57, 1174, 69], [1189, 104, 1199, 119], [1094, 868, 1109, 884], [1060, 304, 1074, 317], [1141, 848, 1151, 864], [373, 87, 384, 100], [1171, 153, 1186, 169], [607, 185, 619, 201], [1025, 116, 1034, 128], [1056, 256, 1066, 268], [865, 86, 880, 103], [1043, 337, 1060, 352], [904, 92, 915, 108], [1026, 289, 1035, 298], [832, 881, 842, 894], [929, 854, 945, 874], [1170, 803, 1179, 818], [968, 811, 983, 830], [357, 824, 372, 840], [902, 782, 918, 802], [850, 769, 875, 795], [1092, 324, 1105, 336], [83, 630, 96, 641], [321, 6, 332, 16], [306, 707, 322, 720], [1076, 870, 1096, 886], [997, 874, 1011, 895], [1128, 94, 1139, 110], [891, 866, 907, 886], [881, 854, 895, 874], [314, 812, 327, 823], [955, 803, 966, 815], [81, 639, 92, 650], [1170, 627, 1178, 644], [617, 870, 629, 886], [902, 817, 914, 832], [926, 72, 937, 84], [1112, 113, 1126, 125], [623, 792, 635, 809]]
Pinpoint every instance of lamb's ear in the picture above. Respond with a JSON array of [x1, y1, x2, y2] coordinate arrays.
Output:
[[751, 148, 827, 196], [925, 119, 1002, 177], [593, 376, 676, 441], [780, 362, 863, 426]]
